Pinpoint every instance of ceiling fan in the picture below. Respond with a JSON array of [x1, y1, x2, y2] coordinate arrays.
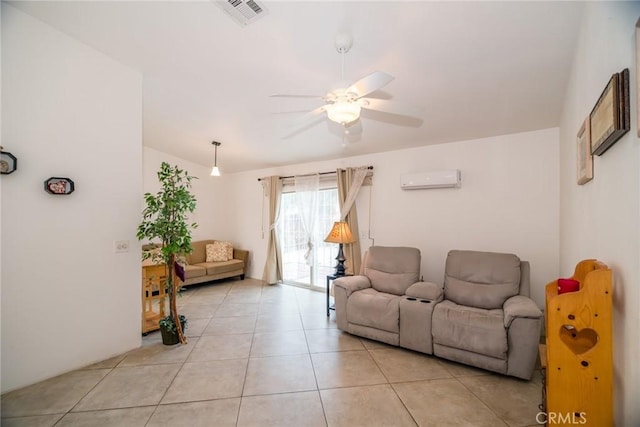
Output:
[[271, 34, 422, 137]]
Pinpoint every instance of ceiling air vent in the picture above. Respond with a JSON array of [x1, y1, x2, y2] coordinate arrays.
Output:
[[214, 0, 268, 27]]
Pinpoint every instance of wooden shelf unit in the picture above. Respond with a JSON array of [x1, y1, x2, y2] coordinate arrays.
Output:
[[142, 263, 168, 334], [543, 259, 612, 426]]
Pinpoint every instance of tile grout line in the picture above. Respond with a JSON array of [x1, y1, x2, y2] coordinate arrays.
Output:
[[51, 357, 125, 425], [294, 287, 330, 427], [146, 282, 233, 426], [364, 339, 420, 427], [221, 280, 270, 422], [453, 374, 509, 425], [233, 280, 262, 426], [147, 335, 199, 423]]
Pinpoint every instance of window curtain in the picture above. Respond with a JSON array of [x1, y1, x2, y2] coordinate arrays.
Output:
[[337, 166, 369, 275], [294, 174, 320, 266], [262, 176, 283, 284]]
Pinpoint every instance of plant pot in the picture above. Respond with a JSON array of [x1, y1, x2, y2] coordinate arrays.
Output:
[[159, 318, 187, 346]]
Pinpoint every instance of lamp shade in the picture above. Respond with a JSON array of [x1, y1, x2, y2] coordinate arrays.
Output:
[[210, 166, 220, 176], [324, 221, 356, 244]]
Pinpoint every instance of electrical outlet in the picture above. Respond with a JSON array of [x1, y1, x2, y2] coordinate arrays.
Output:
[[115, 240, 130, 253]]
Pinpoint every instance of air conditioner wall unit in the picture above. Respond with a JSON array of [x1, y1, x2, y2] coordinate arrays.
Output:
[[400, 170, 461, 190]]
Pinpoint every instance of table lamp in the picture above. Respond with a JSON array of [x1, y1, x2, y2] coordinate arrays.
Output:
[[324, 221, 356, 277]]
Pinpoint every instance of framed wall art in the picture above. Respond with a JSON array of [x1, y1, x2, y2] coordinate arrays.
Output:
[[577, 116, 593, 185], [590, 68, 630, 156], [0, 151, 17, 175], [44, 177, 75, 195]]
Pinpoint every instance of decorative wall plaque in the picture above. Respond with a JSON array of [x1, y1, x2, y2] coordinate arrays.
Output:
[[0, 151, 17, 174], [44, 177, 75, 195]]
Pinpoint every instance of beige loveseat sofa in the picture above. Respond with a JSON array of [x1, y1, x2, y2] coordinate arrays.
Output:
[[143, 240, 249, 287], [333, 247, 542, 380], [181, 240, 249, 286]]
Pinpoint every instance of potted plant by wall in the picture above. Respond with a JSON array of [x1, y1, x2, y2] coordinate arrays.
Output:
[[137, 162, 197, 345]]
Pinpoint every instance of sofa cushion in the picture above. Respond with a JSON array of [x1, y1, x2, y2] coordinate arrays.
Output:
[[432, 300, 507, 359], [187, 240, 216, 264], [184, 265, 206, 279], [444, 250, 521, 309], [347, 288, 400, 333], [194, 259, 244, 275], [364, 246, 420, 296]]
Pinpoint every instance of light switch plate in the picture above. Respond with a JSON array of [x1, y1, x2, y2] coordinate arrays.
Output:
[[115, 240, 130, 253]]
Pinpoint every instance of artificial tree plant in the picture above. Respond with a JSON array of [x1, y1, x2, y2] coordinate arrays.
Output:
[[137, 162, 197, 344]]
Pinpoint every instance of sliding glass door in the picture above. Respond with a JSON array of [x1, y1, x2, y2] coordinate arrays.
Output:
[[279, 188, 339, 288]]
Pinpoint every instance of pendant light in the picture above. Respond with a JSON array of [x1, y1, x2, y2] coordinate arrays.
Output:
[[210, 141, 221, 176]]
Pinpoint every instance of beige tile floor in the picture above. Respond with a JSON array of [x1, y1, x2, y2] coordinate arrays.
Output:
[[1, 278, 543, 427]]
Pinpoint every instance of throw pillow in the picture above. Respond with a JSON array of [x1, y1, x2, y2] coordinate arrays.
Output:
[[206, 242, 228, 262], [174, 261, 186, 282], [221, 241, 233, 260]]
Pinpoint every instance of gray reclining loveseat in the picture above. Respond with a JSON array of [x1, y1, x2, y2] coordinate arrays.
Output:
[[333, 247, 543, 380]]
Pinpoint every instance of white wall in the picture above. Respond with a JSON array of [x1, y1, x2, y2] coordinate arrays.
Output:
[[1, 5, 143, 392], [0, 1, 4, 391], [143, 147, 234, 243], [230, 128, 559, 308], [558, 3, 640, 425]]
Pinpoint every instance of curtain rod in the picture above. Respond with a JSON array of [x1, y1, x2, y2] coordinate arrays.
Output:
[[257, 166, 373, 181]]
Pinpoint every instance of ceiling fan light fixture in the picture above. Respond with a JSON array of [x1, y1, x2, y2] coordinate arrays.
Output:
[[327, 102, 361, 125]]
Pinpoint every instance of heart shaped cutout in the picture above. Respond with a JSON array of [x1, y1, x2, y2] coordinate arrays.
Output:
[[559, 325, 598, 355]]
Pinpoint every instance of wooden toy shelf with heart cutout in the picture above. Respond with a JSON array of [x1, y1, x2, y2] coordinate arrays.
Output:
[[541, 259, 612, 426]]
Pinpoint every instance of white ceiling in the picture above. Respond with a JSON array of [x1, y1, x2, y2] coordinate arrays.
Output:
[[8, 1, 584, 173]]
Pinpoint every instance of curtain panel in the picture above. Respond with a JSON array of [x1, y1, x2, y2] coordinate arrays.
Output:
[[294, 174, 320, 266], [336, 166, 368, 275], [262, 175, 283, 284]]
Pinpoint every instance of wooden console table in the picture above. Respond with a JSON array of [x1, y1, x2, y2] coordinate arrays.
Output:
[[142, 263, 168, 334]]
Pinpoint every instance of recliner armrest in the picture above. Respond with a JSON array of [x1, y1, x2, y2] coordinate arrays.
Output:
[[503, 295, 542, 328], [405, 281, 443, 302], [333, 275, 371, 297]]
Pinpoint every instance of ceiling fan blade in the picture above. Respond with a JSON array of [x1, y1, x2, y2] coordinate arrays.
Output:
[[347, 71, 394, 98], [359, 98, 423, 119], [271, 110, 315, 114], [281, 105, 327, 138], [269, 94, 324, 99]]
